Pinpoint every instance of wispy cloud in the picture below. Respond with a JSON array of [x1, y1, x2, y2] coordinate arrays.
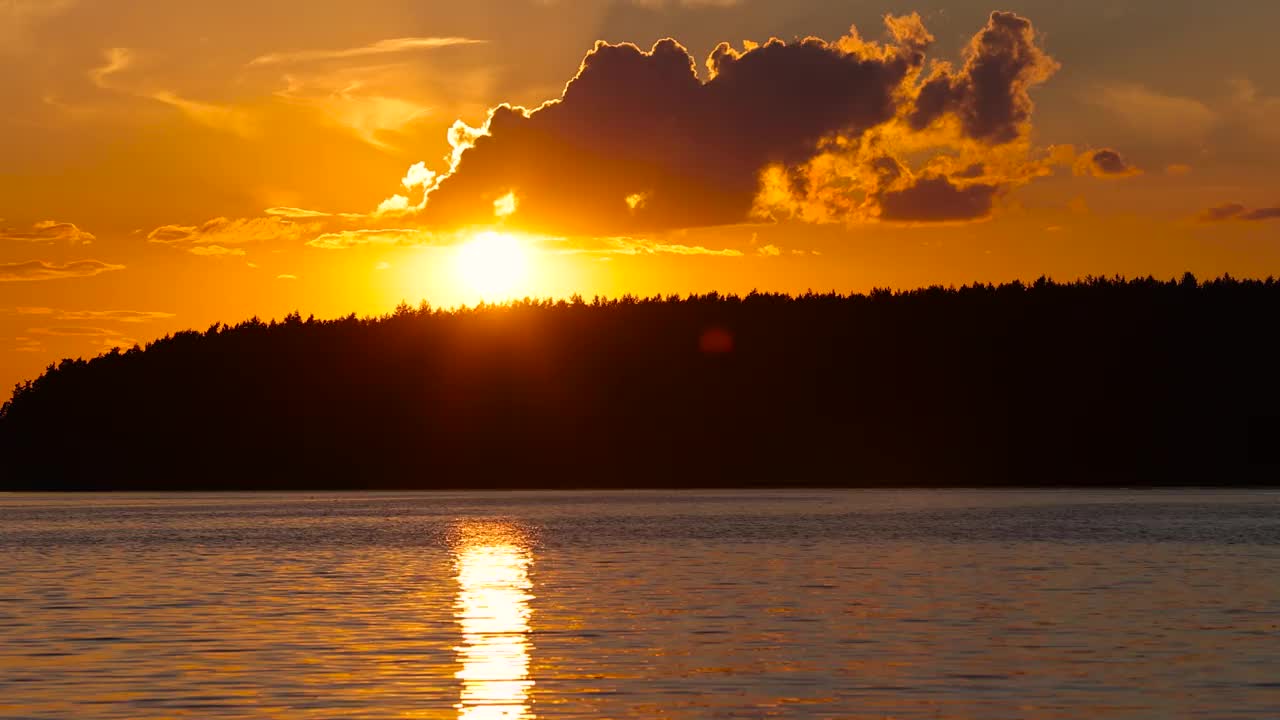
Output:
[[1199, 203, 1280, 223], [149, 216, 316, 253], [89, 47, 131, 88], [187, 245, 246, 257], [551, 236, 744, 257], [0, 220, 95, 244], [149, 91, 256, 136], [1091, 84, 1217, 143], [0, 260, 124, 282], [273, 74, 433, 149], [88, 48, 256, 136], [249, 37, 483, 67], [27, 326, 138, 350], [13, 308, 174, 323], [306, 228, 433, 249]]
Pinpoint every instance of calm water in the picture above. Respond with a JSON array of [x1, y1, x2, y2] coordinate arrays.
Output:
[[1, 490, 1278, 719]]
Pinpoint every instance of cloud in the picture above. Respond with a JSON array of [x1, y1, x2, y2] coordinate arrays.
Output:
[[0, 260, 124, 282], [398, 11, 1078, 234], [1229, 79, 1280, 144], [1200, 203, 1280, 222], [549, 236, 743, 257], [274, 75, 431, 148], [907, 11, 1059, 144], [1091, 84, 1217, 144], [248, 37, 483, 67], [29, 326, 121, 337], [877, 175, 999, 222], [89, 47, 131, 89], [1165, 164, 1192, 177], [0, 220, 95, 244], [88, 48, 256, 137], [265, 206, 333, 219], [27, 325, 138, 350], [148, 216, 316, 253], [188, 245, 247, 257], [149, 91, 256, 137], [13, 308, 174, 323], [276, 274, 298, 280], [306, 228, 433, 249], [1075, 149, 1142, 178], [13, 336, 44, 353], [413, 15, 932, 235]]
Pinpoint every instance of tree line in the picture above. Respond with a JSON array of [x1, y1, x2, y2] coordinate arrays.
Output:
[[2, 274, 1277, 489]]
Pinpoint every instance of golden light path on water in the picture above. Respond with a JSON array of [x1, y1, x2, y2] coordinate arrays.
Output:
[[453, 523, 536, 720]]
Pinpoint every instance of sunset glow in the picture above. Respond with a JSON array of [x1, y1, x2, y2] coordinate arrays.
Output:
[[453, 232, 533, 302]]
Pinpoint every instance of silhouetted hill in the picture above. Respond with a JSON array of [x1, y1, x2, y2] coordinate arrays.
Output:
[[3, 274, 1278, 490]]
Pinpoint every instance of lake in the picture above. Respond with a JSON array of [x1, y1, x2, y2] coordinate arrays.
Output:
[[1, 489, 1278, 719]]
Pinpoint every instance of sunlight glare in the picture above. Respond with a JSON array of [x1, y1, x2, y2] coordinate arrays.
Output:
[[454, 525, 535, 720], [454, 231, 531, 302]]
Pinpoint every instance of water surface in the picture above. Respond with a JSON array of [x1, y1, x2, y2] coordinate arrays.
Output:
[[1, 489, 1278, 718]]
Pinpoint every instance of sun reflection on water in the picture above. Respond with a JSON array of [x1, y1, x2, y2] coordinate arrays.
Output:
[[453, 524, 535, 720]]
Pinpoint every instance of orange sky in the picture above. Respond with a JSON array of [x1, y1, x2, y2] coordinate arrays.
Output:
[[2, 0, 1279, 395]]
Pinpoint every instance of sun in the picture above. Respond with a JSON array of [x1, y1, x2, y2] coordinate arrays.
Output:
[[453, 231, 531, 302]]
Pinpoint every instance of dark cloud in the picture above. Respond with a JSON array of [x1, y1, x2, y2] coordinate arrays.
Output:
[[1076, 148, 1142, 178], [1200, 203, 1280, 222], [418, 16, 932, 234], [877, 175, 999, 222], [1201, 203, 1246, 222], [409, 11, 1071, 233], [0, 260, 125, 282], [907, 11, 1059, 144], [1243, 207, 1280, 221]]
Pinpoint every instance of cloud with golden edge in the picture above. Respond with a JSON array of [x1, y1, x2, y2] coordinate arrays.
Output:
[[148, 216, 318, 255], [493, 191, 518, 218], [0, 220, 95, 244], [188, 245, 247, 257], [548, 236, 743, 257], [0, 260, 124, 282], [386, 11, 1109, 234], [1074, 149, 1143, 178], [265, 207, 334, 219], [306, 228, 434, 250]]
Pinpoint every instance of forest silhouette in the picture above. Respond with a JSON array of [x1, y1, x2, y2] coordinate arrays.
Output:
[[2, 274, 1278, 490]]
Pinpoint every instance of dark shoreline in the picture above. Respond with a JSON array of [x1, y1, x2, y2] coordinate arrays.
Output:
[[4, 275, 1278, 491]]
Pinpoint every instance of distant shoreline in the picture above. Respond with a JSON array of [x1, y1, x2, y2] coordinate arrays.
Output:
[[3, 275, 1278, 491]]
